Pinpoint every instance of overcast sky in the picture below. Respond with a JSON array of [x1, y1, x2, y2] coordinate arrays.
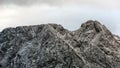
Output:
[[0, 0, 120, 35]]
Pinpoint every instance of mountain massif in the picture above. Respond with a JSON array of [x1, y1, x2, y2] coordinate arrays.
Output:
[[0, 20, 120, 68]]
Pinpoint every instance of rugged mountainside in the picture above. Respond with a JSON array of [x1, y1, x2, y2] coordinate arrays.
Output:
[[0, 20, 120, 68]]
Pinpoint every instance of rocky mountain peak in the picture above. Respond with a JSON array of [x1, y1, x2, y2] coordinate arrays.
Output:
[[77, 20, 112, 35], [80, 20, 102, 32], [0, 20, 120, 68]]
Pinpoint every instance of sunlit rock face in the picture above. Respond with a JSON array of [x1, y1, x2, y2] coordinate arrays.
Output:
[[0, 20, 120, 68]]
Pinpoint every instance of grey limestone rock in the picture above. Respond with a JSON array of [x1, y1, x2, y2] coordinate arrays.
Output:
[[0, 20, 120, 68]]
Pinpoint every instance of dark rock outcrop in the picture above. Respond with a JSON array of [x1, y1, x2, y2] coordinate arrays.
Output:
[[0, 20, 120, 68]]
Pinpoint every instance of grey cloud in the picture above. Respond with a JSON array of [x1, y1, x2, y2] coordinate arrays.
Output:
[[0, 0, 120, 9], [0, 0, 41, 5], [0, 0, 63, 6], [0, 0, 120, 10]]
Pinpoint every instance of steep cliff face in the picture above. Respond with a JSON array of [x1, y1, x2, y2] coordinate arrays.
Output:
[[0, 20, 120, 68]]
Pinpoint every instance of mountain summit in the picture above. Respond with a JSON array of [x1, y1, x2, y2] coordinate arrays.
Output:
[[0, 20, 120, 68]]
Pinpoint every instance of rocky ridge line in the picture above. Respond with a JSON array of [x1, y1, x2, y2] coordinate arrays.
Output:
[[0, 20, 120, 68]]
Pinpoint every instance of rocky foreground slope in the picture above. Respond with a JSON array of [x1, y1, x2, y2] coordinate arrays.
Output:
[[0, 20, 120, 68]]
